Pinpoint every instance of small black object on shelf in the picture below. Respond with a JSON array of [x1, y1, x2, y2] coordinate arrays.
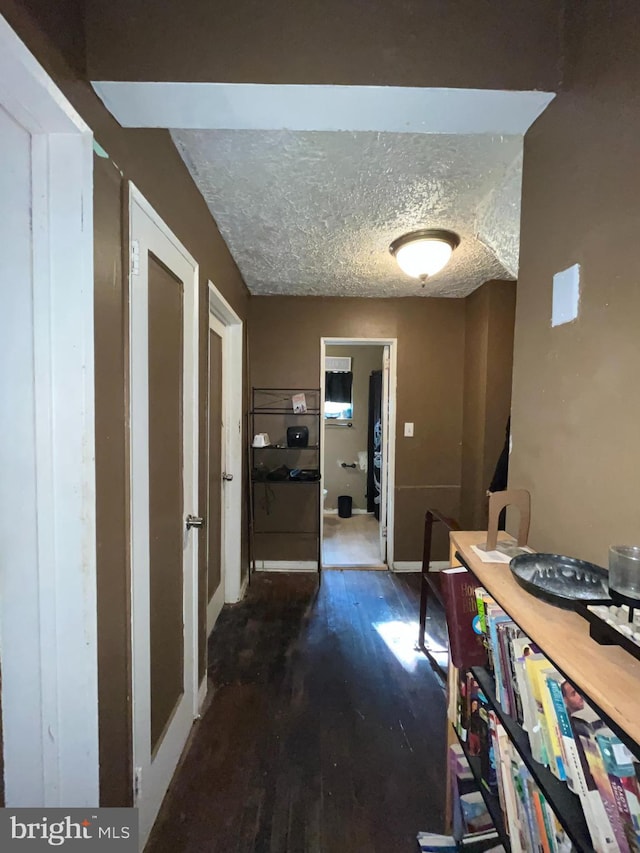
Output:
[[509, 553, 612, 610], [287, 425, 309, 447]]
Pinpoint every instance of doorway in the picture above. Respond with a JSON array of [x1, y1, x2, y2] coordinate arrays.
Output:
[[0, 17, 98, 807], [206, 280, 244, 637], [320, 338, 397, 569], [129, 185, 199, 844]]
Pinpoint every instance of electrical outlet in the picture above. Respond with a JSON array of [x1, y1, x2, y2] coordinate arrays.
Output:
[[404, 422, 414, 437]]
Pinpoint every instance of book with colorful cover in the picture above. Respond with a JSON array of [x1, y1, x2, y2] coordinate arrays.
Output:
[[572, 706, 631, 853], [500, 621, 526, 724], [475, 588, 495, 668], [538, 665, 568, 783], [596, 729, 640, 851], [473, 689, 497, 795], [440, 568, 487, 669], [485, 602, 513, 711], [524, 653, 561, 777], [496, 620, 525, 719], [528, 779, 552, 853], [516, 762, 541, 852], [538, 788, 573, 853], [510, 636, 542, 756], [545, 671, 619, 853]]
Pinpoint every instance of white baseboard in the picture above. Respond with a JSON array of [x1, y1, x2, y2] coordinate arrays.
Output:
[[197, 674, 208, 714], [255, 560, 319, 572], [238, 572, 249, 599], [392, 560, 450, 572], [207, 582, 225, 636]]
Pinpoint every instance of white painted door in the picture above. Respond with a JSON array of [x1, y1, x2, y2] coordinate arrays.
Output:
[[207, 313, 225, 633], [129, 187, 199, 844], [379, 346, 391, 563]]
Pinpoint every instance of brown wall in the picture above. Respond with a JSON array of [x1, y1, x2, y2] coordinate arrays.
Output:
[[249, 297, 466, 562], [510, 0, 640, 567], [2, 0, 250, 806], [84, 0, 563, 91], [461, 282, 516, 529]]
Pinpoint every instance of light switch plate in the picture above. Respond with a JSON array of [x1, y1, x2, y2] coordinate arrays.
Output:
[[404, 422, 414, 437]]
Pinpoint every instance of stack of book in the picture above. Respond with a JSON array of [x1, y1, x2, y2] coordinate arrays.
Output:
[[448, 570, 640, 853]]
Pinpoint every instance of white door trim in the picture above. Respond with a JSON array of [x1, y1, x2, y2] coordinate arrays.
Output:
[[319, 337, 397, 569], [208, 281, 244, 606], [0, 16, 98, 807], [206, 312, 226, 635], [129, 183, 199, 844]]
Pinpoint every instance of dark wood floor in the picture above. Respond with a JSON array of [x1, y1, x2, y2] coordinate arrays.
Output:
[[146, 570, 447, 853]]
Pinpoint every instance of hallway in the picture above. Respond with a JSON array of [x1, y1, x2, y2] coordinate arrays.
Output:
[[146, 571, 447, 852], [322, 514, 385, 568]]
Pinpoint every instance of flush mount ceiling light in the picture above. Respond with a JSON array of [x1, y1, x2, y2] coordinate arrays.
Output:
[[389, 229, 460, 284]]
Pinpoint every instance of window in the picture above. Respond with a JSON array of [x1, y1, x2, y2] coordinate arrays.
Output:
[[324, 371, 353, 419]]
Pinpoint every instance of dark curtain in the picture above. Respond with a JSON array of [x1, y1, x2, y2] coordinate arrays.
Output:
[[325, 371, 353, 403], [367, 370, 382, 518]]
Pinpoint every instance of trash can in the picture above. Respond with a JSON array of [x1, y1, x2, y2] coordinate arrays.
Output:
[[338, 495, 353, 518]]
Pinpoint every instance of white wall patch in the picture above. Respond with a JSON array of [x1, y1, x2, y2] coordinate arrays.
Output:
[[552, 263, 580, 327]]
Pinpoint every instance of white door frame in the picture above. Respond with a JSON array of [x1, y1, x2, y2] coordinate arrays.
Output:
[[206, 312, 227, 635], [129, 183, 199, 845], [208, 281, 244, 610], [0, 16, 99, 805], [319, 337, 397, 569]]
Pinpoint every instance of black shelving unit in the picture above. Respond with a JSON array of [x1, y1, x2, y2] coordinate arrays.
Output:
[[452, 726, 511, 852], [471, 666, 593, 852], [249, 388, 321, 576]]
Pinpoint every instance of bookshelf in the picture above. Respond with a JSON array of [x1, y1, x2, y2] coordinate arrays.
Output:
[[471, 665, 591, 851], [450, 531, 640, 758], [449, 530, 640, 851]]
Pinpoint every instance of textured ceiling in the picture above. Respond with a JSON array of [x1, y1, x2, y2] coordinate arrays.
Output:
[[172, 129, 523, 298]]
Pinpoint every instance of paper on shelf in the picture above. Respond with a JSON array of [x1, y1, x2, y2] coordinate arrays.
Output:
[[471, 542, 534, 564]]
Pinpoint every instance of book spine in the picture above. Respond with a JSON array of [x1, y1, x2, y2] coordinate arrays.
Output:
[[524, 657, 551, 771], [498, 738, 525, 853], [538, 668, 567, 782], [529, 782, 552, 853]]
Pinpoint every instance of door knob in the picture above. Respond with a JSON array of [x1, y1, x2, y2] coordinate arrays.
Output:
[[186, 514, 204, 530], [222, 473, 233, 482]]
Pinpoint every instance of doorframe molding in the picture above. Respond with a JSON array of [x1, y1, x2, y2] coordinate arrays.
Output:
[[319, 337, 398, 569], [0, 15, 99, 806], [208, 281, 244, 606], [128, 183, 200, 844]]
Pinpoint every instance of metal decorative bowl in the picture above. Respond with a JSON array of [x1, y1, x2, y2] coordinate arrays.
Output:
[[510, 553, 612, 610]]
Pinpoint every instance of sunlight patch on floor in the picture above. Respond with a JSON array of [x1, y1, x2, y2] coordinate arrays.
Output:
[[373, 619, 439, 673]]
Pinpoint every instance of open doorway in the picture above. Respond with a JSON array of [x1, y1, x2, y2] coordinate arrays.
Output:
[[320, 338, 397, 569]]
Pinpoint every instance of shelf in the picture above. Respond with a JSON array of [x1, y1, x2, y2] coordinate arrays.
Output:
[[451, 532, 640, 761], [452, 726, 510, 852], [250, 387, 321, 575], [471, 666, 593, 853]]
